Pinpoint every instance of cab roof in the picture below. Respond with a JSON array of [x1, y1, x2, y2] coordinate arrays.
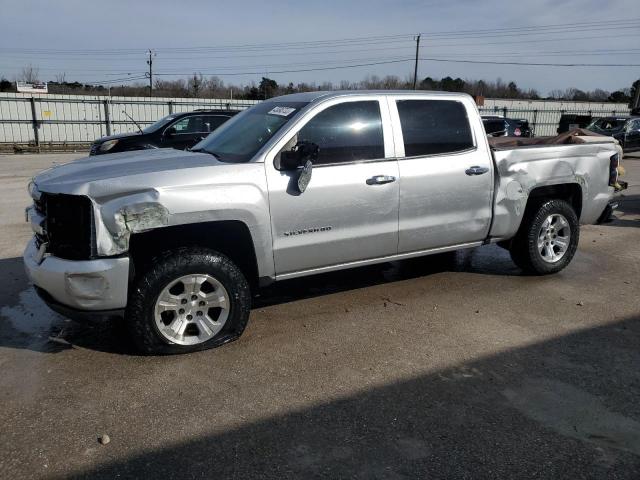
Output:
[[266, 90, 473, 104]]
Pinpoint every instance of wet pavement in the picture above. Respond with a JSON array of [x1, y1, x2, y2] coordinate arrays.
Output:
[[1, 153, 639, 479]]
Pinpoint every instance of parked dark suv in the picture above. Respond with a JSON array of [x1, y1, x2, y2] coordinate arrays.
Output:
[[90, 109, 239, 155], [557, 114, 593, 134], [586, 116, 640, 153]]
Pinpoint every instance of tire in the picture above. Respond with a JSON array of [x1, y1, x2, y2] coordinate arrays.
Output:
[[126, 247, 251, 354], [509, 199, 579, 275]]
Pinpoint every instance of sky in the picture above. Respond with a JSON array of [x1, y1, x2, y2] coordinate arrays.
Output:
[[0, 0, 638, 95]]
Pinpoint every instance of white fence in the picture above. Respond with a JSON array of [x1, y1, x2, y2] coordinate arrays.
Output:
[[0, 92, 259, 146], [0, 92, 632, 146], [478, 98, 631, 136]]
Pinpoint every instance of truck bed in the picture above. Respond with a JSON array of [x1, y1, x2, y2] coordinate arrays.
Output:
[[488, 128, 618, 150], [488, 130, 621, 242]]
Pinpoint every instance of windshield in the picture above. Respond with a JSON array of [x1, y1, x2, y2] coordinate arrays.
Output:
[[587, 118, 627, 133], [191, 101, 308, 162], [142, 114, 179, 133]]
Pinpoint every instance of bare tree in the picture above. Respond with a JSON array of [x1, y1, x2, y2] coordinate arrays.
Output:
[[20, 64, 40, 83], [205, 76, 225, 97], [54, 72, 67, 84], [188, 73, 204, 97]]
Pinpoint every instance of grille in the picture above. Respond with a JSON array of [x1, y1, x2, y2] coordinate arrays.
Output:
[[36, 193, 95, 260]]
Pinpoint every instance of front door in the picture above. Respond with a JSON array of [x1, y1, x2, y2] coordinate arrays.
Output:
[[390, 98, 494, 253], [265, 98, 399, 277], [163, 115, 210, 150]]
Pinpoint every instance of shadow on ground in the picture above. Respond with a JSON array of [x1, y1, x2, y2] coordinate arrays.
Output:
[[609, 193, 640, 229], [62, 315, 640, 479], [0, 246, 521, 356]]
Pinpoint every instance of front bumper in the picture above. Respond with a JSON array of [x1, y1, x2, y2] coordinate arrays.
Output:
[[23, 237, 130, 312]]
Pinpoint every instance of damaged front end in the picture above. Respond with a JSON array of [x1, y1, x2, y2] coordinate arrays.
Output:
[[97, 191, 170, 256], [27, 183, 171, 260], [24, 184, 132, 314]]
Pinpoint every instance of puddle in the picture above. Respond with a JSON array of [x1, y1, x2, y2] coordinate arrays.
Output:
[[1, 287, 65, 335]]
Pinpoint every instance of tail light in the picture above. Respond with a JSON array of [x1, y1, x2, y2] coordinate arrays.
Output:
[[514, 128, 522, 137], [609, 153, 619, 187]]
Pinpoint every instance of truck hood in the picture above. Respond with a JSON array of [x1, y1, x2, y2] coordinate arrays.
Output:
[[34, 148, 224, 196]]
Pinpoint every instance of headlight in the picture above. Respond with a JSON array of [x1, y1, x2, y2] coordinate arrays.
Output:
[[99, 139, 119, 152], [27, 180, 41, 200]]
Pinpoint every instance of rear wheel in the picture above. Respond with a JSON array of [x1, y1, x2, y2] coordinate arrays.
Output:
[[126, 248, 251, 354], [509, 199, 579, 275]]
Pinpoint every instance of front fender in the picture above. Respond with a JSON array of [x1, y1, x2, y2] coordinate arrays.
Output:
[[94, 182, 275, 280]]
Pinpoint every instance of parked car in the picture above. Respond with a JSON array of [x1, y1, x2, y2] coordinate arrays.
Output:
[[481, 115, 531, 137], [25, 91, 623, 354], [557, 114, 593, 134], [89, 109, 238, 155], [585, 116, 640, 152]]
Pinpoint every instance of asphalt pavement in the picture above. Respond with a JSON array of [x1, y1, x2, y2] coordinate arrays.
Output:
[[0, 152, 639, 479]]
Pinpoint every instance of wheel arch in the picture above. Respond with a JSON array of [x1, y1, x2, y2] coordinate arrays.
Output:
[[526, 183, 583, 220], [128, 220, 261, 288], [496, 182, 583, 249]]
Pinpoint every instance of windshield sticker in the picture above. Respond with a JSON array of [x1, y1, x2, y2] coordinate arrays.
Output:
[[268, 106, 296, 117]]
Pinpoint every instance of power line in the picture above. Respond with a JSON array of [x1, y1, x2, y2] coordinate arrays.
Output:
[[154, 59, 414, 76], [414, 33, 640, 49], [421, 18, 640, 35], [86, 75, 148, 85], [1, 18, 638, 56], [3, 46, 640, 73], [152, 57, 640, 78], [419, 58, 640, 67]]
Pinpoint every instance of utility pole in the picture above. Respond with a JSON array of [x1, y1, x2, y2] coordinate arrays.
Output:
[[632, 79, 640, 110], [146, 49, 155, 96], [413, 34, 421, 90]]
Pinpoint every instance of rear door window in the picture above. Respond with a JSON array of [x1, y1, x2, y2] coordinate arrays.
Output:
[[396, 100, 474, 156], [203, 115, 230, 133]]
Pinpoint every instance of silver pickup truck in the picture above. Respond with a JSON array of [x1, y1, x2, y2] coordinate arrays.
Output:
[[24, 91, 623, 354]]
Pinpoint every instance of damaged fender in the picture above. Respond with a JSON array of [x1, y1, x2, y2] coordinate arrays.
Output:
[[97, 191, 169, 255]]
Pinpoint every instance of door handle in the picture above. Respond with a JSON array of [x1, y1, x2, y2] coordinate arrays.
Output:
[[465, 166, 490, 176], [366, 175, 396, 185]]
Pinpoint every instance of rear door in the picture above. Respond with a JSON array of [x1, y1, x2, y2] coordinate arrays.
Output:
[[265, 97, 399, 277], [389, 97, 494, 253]]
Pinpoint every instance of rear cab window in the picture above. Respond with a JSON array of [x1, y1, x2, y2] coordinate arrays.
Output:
[[395, 99, 474, 157]]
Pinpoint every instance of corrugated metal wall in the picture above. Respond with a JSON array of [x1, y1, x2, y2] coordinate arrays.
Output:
[[0, 92, 632, 144]]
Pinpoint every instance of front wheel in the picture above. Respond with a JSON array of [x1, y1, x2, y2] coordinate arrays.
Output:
[[509, 199, 579, 275], [126, 248, 251, 354]]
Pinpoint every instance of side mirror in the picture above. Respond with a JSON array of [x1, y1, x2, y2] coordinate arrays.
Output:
[[165, 127, 177, 137], [279, 141, 319, 170], [279, 141, 319, 194]]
